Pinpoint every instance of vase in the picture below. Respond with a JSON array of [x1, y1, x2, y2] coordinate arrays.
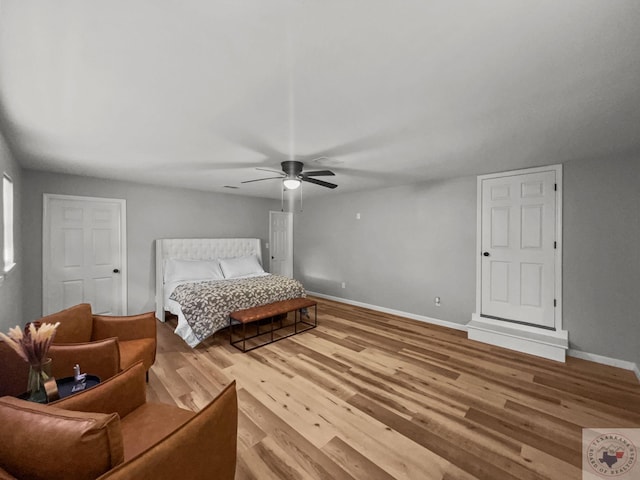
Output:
[[27, 358, 52, 403]]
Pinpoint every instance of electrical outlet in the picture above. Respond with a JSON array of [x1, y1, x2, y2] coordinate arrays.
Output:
[[356, 213, 361, 220], [341, 282, 346, 289], [434, 296, 441, 306]]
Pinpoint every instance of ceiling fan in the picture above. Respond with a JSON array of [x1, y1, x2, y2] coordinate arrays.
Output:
[[241, 160, 338, 190]]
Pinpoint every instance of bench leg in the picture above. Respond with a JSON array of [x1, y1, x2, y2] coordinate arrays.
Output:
[[243, 322, 247, 352]]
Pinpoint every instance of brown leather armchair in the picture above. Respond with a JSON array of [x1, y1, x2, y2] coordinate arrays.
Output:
[[40, 304, 157, 379], [0, 362, 238, 480]]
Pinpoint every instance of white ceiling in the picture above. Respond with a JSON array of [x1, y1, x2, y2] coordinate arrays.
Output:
[[1, 0, 639, 199]]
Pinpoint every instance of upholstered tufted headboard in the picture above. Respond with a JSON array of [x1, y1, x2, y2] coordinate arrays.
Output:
[[155, 238, 262, 321]]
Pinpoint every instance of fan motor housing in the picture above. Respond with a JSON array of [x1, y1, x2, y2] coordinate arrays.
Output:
[[281, 161, 304, 177]]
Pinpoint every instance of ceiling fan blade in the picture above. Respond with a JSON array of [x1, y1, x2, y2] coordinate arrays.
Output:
[[241, 176, 283, 184], [255, 167, 284, 175], [302, 177, 338, 189], [301, 170, 335, 177]]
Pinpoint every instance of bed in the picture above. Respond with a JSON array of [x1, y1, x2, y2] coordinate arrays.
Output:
[[155, 238, 306, 347]]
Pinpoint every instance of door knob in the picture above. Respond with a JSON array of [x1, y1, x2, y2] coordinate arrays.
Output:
[[113, 268, 120, 273], [483, 252, 490, 257]]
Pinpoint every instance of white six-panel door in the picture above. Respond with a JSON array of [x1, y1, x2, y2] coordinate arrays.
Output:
[[269, 211, 293, 277], [43, 194, 126, 316], [480, 170, 556, 328]]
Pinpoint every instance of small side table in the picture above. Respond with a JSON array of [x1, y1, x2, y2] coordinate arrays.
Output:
[[18, 375, 101, 403]]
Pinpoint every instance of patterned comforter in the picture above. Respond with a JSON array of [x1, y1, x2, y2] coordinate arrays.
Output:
[[169, 274, 306, 342]]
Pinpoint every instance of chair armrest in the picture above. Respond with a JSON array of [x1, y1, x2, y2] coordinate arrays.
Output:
[[0, 340, 29, 397], [92, 312, 157, 342], [49, 338, 121, 383], [0, 465, 17, 479], [51, 362, 147, 420], [99, 381, 238, 480]]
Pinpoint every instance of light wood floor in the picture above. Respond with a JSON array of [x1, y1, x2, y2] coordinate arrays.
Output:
[[147, 297, 640, 480]]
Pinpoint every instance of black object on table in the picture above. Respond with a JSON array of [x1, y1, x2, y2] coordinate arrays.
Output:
[[56, 375, 101, 399]]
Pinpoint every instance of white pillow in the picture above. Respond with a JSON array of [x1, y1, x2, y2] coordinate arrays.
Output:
[[164, 259, 224, 283], [219, 255, 265, 279]]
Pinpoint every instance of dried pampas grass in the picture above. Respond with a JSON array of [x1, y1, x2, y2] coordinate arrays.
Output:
[[0, 321, 60, 365]]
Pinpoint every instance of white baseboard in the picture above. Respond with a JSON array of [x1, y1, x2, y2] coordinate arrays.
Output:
[[568, 349, 640, 382], [309, 291, 640, 383], [306, 291, 468, 332], [467, 316, 568, 362], [468, 326, 566, 362]]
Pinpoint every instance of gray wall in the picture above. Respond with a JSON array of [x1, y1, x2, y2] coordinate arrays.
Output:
[[563, 157, 640, 366], [0, 132, 22, 333], [294, 158, 640, 366], [11, 157, 640, 367], [22, 170, 279, 321], [293, 176, 477, 326]]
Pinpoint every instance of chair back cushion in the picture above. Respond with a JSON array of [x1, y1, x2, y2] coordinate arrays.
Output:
[[48, 337, 121, 382], [41, 303, 93, 343], [0, 396, 124, 480]]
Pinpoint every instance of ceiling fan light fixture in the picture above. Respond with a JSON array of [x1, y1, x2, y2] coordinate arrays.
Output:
[[283, 178, 301, 190]]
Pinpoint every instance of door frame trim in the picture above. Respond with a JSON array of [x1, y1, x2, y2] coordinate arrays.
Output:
[[473, 164, 563, 332], [42, 193, 128, 315]]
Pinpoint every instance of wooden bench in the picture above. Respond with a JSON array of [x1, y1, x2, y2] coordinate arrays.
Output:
[[229, 298, 317, 352]]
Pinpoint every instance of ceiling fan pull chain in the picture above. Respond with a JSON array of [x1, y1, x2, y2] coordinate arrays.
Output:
[[281, 185, 284, 212], [300, 180, 303, 212]]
